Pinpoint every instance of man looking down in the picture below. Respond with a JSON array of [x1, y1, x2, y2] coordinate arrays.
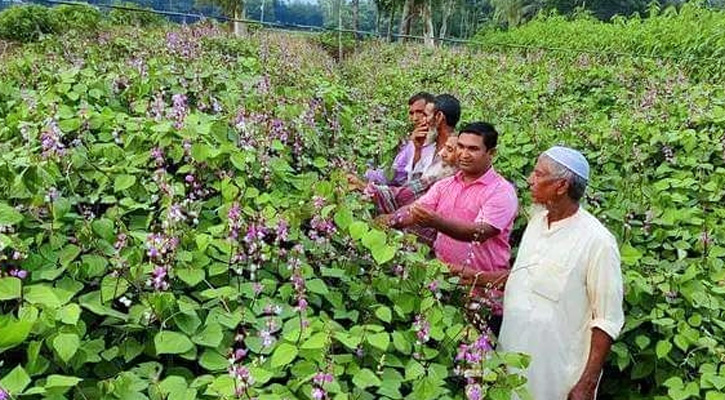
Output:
[[385, 121, 518, 274], [496, 146, 624, 400]]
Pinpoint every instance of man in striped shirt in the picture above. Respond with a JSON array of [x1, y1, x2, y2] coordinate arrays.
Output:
[[387, 121, 518, 274]]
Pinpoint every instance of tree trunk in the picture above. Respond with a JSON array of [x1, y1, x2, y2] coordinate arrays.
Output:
[[233, 7, 247, 37], [423, 0, 435, 47], [438, 0, 453, 40], [387, 8, 394, 42], [352, 0, 360, 38], [399, 0, 413, 40]]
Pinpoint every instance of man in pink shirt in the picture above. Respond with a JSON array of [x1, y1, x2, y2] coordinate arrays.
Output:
[[387, 121, 518, 273]]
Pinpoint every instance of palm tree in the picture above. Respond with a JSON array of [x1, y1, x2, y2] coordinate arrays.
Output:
[[489, 0, 542, 27], [196, 0, 247, 36]]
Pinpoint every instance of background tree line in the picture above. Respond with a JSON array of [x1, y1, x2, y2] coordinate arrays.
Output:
[[3, 0, 724, 40]]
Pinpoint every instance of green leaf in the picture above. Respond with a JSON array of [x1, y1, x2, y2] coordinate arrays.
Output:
[[367, 332, 390, 351], [656, 340, 672, 359], [58, 303, 81, 325], [53, 333, 80, 362], [270, 343, 298, 368], [349, 221, 368, 240], [177, 268, 205, 287], [371, 244, 396, 265], [114, 174, 137, 192], [306, 279, 329, 295], [192, 323, 223, 348], [0, 365, 31, 395], [58, 244, 81, 267], [199, 350, 228, 371], [334, 207, 353, 230], [375, 306, 392, 323], [0, 277, 22, 300], [392, 331, 411, 355], [155, 331, 194, 355], [0, 202, 23, 225], [45, 375, 83, 388], [24, 285, 62, 308], [352, 368, 381, 389], [91, 219, 115, 242], [620, 244, 642, 266], [0, 313, 36, 352], [101, 275, 129, 302], [301, 332, 328, 350]]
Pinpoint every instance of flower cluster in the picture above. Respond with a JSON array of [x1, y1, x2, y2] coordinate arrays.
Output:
[[455, 333, 494, 400], [40, 119, 66, 159], [311, 372, 334, 400], [413, 314, 430, 345], [168, 94, 189, 130], [662, 145, 675, 163]]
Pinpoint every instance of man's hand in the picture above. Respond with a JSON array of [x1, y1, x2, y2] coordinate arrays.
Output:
[[374, 214, 394, 228], [410, 203, 439, 228], [567, 378, 597, 400], [347, 174, 366, 192], [410, 123, 429, 148]]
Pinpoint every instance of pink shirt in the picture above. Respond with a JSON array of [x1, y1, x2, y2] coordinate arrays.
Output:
[[416, 168, 518, 272]]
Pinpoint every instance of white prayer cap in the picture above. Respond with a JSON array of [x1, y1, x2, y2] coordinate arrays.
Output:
[[543, 146, 590, 181]]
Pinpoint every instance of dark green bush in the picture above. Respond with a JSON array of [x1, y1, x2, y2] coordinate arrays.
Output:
[[0, 4, 56, 43], [108, 2, 167, 27], [50, 4, 105, 33]]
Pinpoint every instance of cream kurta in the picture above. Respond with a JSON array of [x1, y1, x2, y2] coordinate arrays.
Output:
[[499, 206, 624, 400]]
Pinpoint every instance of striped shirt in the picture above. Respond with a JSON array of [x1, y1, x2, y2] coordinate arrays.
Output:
[[416, 168, 518, 272]]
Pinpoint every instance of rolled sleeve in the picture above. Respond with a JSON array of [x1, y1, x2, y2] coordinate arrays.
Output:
[[391, 143, 413, 186], [586, 239, 625, 340], [415, 179, 444, 210], [475, 182, 518, 231]]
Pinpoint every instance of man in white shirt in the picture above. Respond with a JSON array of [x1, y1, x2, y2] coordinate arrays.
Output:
[[497, 146, 625, 400]]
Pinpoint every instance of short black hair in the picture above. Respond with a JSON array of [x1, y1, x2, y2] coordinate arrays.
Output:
[[458, 121, 498, 150], [408, 92, 435, 106], [433, 94, 461, 128]]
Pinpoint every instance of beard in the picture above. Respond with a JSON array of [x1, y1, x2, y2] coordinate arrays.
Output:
[[425, 126, 438, 146]]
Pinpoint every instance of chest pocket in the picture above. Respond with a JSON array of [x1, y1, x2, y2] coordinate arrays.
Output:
[[531, 259, 575, 303]]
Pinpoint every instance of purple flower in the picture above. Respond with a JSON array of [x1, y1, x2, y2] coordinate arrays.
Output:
[[259, 329, 275, 348], [12, 251, 23, 260], [465, 383, 483, 400], [428, 280, 439, 292], [40, 120, 66, 159], [185, 175, 195, 183], [313, 373, 334, 385], [168, 94, 189, 130], [312, 195, 325, 210], [311, 387, 325, 400], [0, 387, 9, 400], [413, 314, 430, 344], [147, 266, 170, 291], [150, 147, 165, 166], [9, 269, 28, 280], [276, 219, 289, 242], [231, 348, 248, 362], [253, 282, 264, 295], [297, 297, 308, 312]]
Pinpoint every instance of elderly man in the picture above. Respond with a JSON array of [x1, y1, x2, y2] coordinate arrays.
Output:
[[497, 146, 625, 400]]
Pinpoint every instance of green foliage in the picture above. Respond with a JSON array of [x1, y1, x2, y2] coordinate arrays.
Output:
[[0, 24, 526, 400], [0, 4, 55, 43], [108, 2, 168, 27], [474, 2, 725, 80], [345, 7, 725, 397], [51, 4, 105, 33]]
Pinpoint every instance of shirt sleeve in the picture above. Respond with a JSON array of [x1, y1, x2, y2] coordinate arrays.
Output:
[[415, 179, 444, 210], [475, 182, 518, 232], [390, 143, 412, 186], [586, 238, 625, 340]]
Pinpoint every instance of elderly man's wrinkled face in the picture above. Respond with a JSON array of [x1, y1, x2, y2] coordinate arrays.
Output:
[[439, 136, 458, 166], [528, 156, 567, 204]]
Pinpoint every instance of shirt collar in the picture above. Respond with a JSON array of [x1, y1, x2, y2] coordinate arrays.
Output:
[[454, 166, 497, 186]]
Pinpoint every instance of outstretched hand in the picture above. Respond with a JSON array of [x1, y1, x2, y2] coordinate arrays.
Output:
[[410, 203, 438, 228]]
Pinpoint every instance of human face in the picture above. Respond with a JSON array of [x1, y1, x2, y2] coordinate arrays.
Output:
[[424, 102, 436, 127], [408, 99, 427, 126], [527, 156, 568, 204], [439, 136, 458, 166], [456, 133, 493, 176]]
